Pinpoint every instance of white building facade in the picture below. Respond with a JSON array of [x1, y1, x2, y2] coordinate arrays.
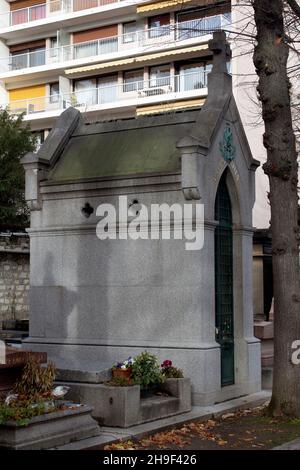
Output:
[[0, 0, 271, 225]]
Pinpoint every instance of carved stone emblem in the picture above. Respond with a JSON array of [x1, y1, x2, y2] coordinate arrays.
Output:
[[219, 124, 236, 163]]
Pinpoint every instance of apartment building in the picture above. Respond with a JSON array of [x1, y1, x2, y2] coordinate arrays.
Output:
[[0, 0, 231, 146], [0, 0, 275, 231]]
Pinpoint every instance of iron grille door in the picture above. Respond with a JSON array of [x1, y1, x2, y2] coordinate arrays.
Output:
[[215, 172, 235, 386]]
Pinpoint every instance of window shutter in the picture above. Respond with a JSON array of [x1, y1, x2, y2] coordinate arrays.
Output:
[[73, 25, 118, 44], [10, 0, 45, 11]]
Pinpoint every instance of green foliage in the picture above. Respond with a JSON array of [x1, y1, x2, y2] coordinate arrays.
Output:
[[162, 366, 184, 379], [289, 418, 300, 425], [0, 109, 36, 226], [14, 357, 56, 400], [106, 376, 134, 387], [0, 399, 56, 426], [131, 351, 165, 389]]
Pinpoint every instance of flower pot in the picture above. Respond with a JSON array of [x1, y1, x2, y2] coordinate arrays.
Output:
[[112, 368, 132, 379]]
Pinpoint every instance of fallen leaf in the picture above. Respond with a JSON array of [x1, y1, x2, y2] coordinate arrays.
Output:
[[104, 440, 137, 451], [217, 439, 228, 446], [222, 413, 235, 420]]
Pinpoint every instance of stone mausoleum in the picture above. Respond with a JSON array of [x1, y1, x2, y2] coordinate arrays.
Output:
[[22, 32, 261, 405]]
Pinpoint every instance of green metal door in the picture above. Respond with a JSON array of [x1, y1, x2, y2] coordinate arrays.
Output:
[[214, 172, 235, 386]]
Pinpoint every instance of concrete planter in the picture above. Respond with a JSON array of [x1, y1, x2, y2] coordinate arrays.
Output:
[[62, 377, 192, 428], [0, 405, 100, 450], [98, 384, 141, 427]]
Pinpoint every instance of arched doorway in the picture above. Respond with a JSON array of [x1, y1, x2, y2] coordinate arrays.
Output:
[[215, 171, 235, 386]]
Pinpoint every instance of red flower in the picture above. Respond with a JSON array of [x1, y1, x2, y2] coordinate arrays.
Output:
[[161, 360, 172, 368]]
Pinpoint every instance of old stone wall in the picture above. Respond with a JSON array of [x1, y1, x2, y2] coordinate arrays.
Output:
[[0, 232, 29, 323]]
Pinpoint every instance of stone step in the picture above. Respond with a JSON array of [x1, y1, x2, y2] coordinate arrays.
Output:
[[56, 365, 111, 384], [140, 395, 180, 423]]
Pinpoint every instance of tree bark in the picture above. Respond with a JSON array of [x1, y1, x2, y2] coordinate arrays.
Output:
[[253, 0, 300, 416]]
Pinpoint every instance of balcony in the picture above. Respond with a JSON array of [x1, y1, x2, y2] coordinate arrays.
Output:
[[0, 14, 231, 77], [0, 0, 151, 37], [6, 70, 208, 120]]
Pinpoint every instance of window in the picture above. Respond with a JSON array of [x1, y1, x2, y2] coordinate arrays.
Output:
[[123, 69, 144, 92], [176, 10, 206, 40], [98, 75, 118, 104], [11, 3, 46, 26], [148, 14, 170, 38], [74, 79, 97, 106], [73, 25, 118, 59], [11, 51, 28, 70], [176, 9, 205, 23], [74, 41, 98, 60], [149, 65, 170, 87], [29, 4, 46, 22], [178, 62, 211, 91], [11, 10, 29, 26], [176, 7, 231, 40], [32, 130, 45, 151], [50, 83, 59, 103], [11, 46, 45, 70], [123, 22, 137, 44], [73, 76, 118, 106], [29, 47, 45, 67]]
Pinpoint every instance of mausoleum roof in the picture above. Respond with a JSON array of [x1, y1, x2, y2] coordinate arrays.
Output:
[[48, 110, 199, 182]]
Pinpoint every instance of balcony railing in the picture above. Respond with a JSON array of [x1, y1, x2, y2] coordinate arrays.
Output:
[[6, 70, 208, 116], [0, 0, 149, 28], [0, 14, 231, 73]]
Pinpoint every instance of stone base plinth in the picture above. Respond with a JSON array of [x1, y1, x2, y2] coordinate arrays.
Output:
[[0, 405, 100, 450]]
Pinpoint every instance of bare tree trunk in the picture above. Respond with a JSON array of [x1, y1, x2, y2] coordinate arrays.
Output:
[[253, 0, 300, 416]]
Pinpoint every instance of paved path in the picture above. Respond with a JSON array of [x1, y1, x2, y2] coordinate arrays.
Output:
[[54, 390, 271, 450], [273, 438, 300, 450]]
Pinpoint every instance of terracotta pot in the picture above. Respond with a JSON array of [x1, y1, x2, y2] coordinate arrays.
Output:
[[112, 368, 132, 379]]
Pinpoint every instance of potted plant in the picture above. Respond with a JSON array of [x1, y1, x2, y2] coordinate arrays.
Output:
[[111, 357, 134, 379], [131, 351, 164, 397], [0, 358, 62, 427], [161, 359, 184, 379]]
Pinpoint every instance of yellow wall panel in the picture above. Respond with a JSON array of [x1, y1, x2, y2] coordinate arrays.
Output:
[[9, 84, 46, 102], [9, 84, 46, 113]]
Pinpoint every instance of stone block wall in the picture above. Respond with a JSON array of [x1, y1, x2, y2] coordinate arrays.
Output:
[[0, 232, 29, 323]]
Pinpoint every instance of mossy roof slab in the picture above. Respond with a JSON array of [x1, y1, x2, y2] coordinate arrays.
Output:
[[49, 120, 193, 181]]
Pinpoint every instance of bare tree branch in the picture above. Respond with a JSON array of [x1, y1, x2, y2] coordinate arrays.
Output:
[[286, 0, 300, 18]]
